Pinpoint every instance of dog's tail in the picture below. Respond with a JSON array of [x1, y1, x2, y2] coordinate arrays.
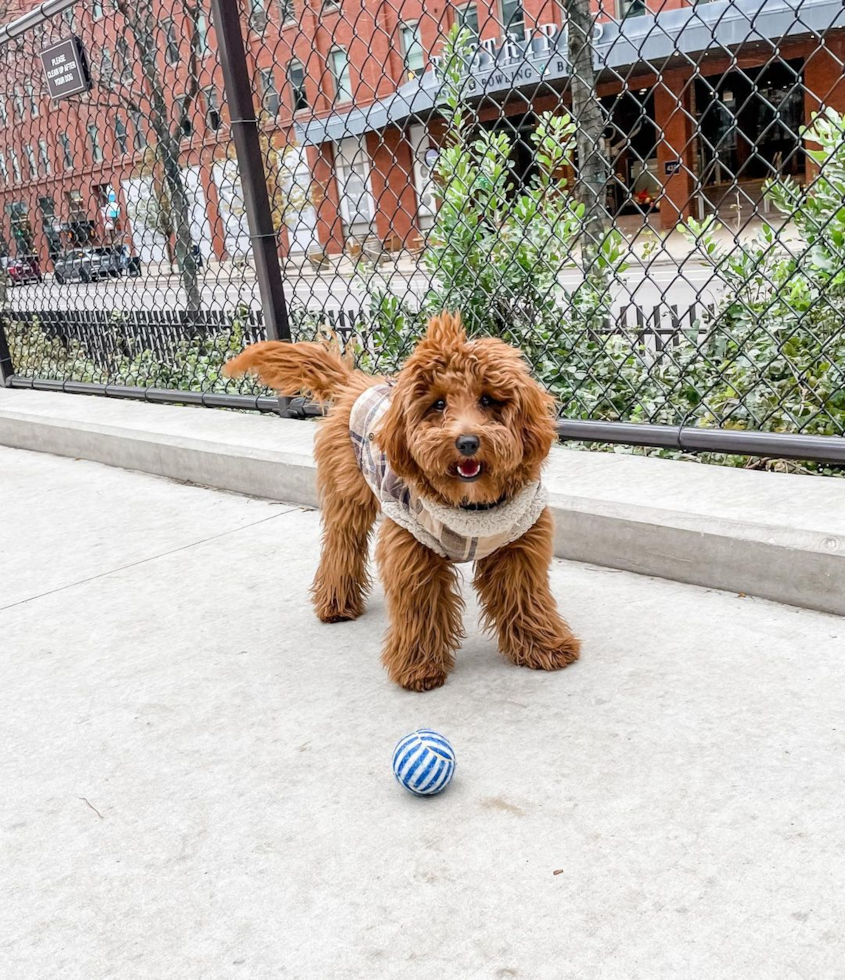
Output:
[[223, 341, 354, 403]]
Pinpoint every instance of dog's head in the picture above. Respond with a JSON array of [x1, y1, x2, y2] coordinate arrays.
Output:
[[377, 312, 556, 507]]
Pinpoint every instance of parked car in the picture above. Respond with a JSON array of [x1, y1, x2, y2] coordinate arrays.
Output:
[[3, 254, 42, 285], [53, 247, 122, 284]]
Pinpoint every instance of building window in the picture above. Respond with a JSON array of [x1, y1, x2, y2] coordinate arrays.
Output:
[[129, 111, 145, 151], [10, 148, 21, 182], [60, 132, 74, 169], [38, 138, 51, 175], [0, 100, 7, 127], [164, 19, 180, 64], [101, 46, 113, 83], [279, 0, 295, 22], [335, 137, 374, 226], [88, 124, 103, 163], [115, 118, 128, 155], [197, 10, 210, 55], [24, 144, 38, 179], [260, 69, 280, 116], [618, 0, 647, 16], [400, 22, 425, 77], [116, 37, 130, 81], [93, 0, 103, 19], [288, 59, 307, 111], [249, 0, 267, 32], [456, 3, 479, 36], [205, 87, 221, 130], [62, 7, 76, 30], [25, 81, 39, 118], [179, 96, 193, 138], [330, 47, 352, 103], [13, 87, 24, 120], [0, 152, 7, 182], [500, 0, 524, 37]]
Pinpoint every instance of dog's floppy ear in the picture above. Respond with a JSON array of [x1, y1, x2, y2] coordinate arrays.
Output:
[[419, 311, 466, 349], [375, 381, 418, 481], [515, 374, 558, 470]]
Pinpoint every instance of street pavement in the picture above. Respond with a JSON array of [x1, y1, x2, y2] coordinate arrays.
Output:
[[6, 261, 724, 320]]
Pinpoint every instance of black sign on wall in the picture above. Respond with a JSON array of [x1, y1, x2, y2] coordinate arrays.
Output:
[[664, 160, 682, 176], [39, 37, 91, 101]]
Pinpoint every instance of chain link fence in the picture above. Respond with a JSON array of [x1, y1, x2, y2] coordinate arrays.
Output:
[[0, 0, 844, 467]]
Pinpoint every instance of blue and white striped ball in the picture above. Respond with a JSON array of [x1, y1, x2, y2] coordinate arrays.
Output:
[[392, 729, 456, 797]]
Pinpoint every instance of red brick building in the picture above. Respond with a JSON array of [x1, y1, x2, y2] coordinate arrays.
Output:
[[0, 0, 843, 271]]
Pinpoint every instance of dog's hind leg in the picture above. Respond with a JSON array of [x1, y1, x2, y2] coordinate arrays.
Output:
[[311, 396, 378, 623], [376, 519, 465, 691], [473, 508, 580, 671]]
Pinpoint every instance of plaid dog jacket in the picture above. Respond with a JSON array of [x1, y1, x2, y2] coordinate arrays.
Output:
[[349, 383, 547, 563]]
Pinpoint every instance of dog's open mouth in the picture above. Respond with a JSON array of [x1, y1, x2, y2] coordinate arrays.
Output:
[[455, 459, 483, 482]]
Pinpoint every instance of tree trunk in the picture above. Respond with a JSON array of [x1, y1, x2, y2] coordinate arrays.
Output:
[[129, 0, 201, 310], [564, 0, 609, 273]]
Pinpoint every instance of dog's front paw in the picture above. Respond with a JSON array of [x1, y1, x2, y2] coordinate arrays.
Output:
[[393, 665, 449, 692], [508, 634, 581, 671], [312, 582, 365, 624], [383, 646, 450, 692]]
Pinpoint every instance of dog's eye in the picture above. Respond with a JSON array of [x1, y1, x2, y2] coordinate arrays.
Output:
[[431, 398, 446, 413], [479, 394, 498, 409]]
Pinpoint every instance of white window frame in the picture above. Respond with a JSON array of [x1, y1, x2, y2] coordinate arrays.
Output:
[[88, 124, 103, 163], [330, 47, 353, 103], [499, 0, 525, 37], [38, 138, 51, 174], [335, 137, 374, 228], [60, 132, 74, 169], [24, 144, 38, 179], [400, 21, 425, 76]]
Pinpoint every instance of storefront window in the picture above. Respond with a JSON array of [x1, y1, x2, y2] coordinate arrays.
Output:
[[695, 60, 805, 186]]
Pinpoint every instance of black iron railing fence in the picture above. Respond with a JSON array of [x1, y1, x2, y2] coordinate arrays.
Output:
[[0, 0, 844, 467]]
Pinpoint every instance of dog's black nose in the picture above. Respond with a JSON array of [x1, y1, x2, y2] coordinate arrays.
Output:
[[455, 434, 480, 457]]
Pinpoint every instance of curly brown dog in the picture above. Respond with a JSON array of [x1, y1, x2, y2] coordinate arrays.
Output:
[[224, 312, 580, 691]]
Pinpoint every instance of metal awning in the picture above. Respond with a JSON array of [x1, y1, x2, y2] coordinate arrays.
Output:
[[294, 0, 845, 146]]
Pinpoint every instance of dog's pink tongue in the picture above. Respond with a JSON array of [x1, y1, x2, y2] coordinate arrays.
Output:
[[458, 460, 481, 478]]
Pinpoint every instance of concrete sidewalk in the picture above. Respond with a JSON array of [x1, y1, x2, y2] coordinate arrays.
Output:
[[1, 446, 843, 979]]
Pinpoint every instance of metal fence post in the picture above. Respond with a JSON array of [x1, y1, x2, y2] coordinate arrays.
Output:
[[0, 315, 12, 386], [208, 0, 291, 344]]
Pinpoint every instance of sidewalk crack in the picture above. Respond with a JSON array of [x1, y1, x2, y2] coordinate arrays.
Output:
[[0, 506, 303, 613]]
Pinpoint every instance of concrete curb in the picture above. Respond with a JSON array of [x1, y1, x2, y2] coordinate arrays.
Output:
[[1, 387, 843, 616]]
